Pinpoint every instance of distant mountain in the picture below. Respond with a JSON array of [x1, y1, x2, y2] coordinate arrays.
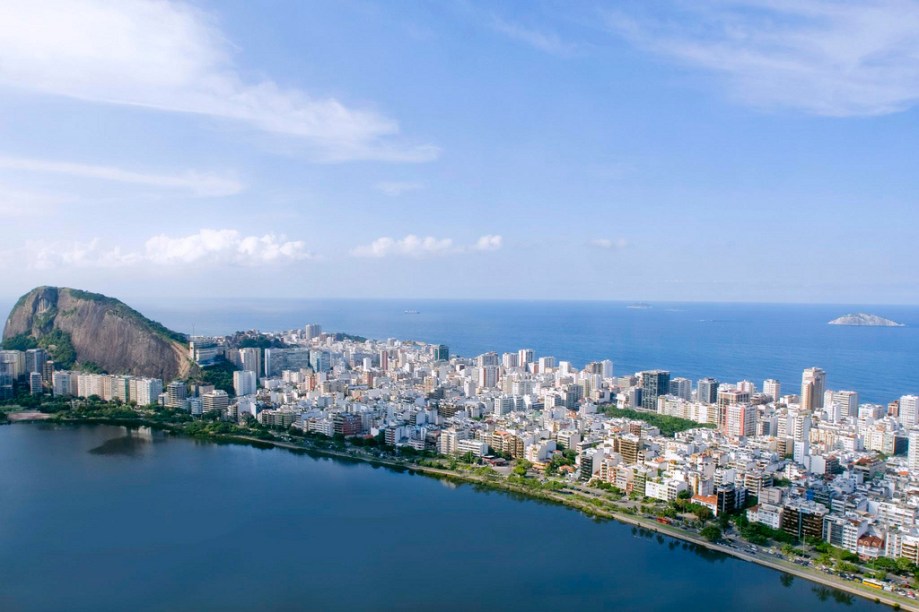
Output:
[[828, 313, 905, 327], [3, 286, 193, 380]]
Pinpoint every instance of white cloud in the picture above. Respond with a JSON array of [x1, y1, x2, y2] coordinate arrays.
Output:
[[145, 229, 314, 265], [21, 229, 313, 269], [0, 0, 438, 161], [472, 234, 503, 251], [375, 181, 425, 196], [351, 234, 503, 258], [590, 238, 628, 251], [28, 238, 140, 269], [0, 155, 243, 197], [351, 235, 454, 258], [491, 18, 578, 56], [607, 1, 919, 116]]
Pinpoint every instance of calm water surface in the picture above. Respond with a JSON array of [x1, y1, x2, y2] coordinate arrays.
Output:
[[0, 424, 885, 611]]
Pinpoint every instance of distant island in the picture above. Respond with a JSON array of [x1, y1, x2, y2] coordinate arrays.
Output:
[[828, 313, 904, 327], [627, 302, 652, 310]]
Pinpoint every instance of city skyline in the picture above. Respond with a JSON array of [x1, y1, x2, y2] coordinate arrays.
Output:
[[3, 1, 919, 303]]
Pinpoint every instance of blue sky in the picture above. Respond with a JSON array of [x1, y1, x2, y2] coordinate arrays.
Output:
[[1, 0, 918, 304]]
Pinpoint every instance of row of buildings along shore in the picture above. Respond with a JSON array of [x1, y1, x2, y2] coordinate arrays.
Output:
[[4, 325, 919, 562]]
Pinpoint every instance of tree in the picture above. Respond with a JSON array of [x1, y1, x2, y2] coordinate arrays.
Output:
[[700, 525, 722, 543]]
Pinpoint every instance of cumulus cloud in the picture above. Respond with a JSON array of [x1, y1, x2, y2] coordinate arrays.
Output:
[[145, 229, 313, 265], [607, 1, 919, 116], [0, 0, 438, 161], [590, 238, 628, 251], [23, 229, 313, 269], [351, 234, 503, 258], [28, 238, 140, 270], [351, 235, 454, 258], [0, 155, 242, 197], [472, 234, 503, 251], [375, 181, 425, 196]]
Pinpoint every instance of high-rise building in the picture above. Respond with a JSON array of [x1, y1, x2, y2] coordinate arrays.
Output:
[[909, 429, 919, 476], [0, 350, 25, 381], [29, 371, 43, 395], [518, 349, 535, 366], [25, 348, 48, 377], [640, 370, 670, 411], [134, 378, 164, 406], [538, 356, 557, 372], [477, 352, 499, 367], [900, 395, 919, 429], [829, 390, 859, 419], [697, 378, 719, 404], [239, 347, 262, 377], [0, 362, 12, 400], [763, 379, 781, 402], [202, 390, 229, 414], [234, 370, 257, 397], [801, 367, 826, 411], [601, 360, 614, 379], [264, 348, 312, 377], [501, 352, 518, 369], [310, 350, 331, 373], [42, 360, 54, 387], [434, 345, 450, 361], [304, 323, 322, 340], [669, 377, 692, 401], [52, 370, 74, 397], [737, 380, 756, 394], [724, 404, 756, 438], [166, 381, 187, 408], [478, 365, 498, 389]]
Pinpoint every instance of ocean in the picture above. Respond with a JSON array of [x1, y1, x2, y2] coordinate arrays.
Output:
[[131, 299, 919, 405]]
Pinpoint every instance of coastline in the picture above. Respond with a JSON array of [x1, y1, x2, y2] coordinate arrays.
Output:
[[14, 414, 916, 611]]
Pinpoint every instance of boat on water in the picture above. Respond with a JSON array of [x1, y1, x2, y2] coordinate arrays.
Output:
[[403, 309, 420, 315], [627, 302, 652, 310]]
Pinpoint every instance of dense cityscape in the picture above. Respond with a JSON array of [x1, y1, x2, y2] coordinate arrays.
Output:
[[3, 320, 919, 606]]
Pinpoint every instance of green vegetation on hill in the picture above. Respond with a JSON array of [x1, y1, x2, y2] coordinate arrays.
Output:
[[2, 329, 77, 369], [597, 406, 715, 437], [2, 333, 38, 351], [333, 332, 367, 343], [189, 358, 237, 396], [237, 335, 287, 349], [38, 329, 76, 368]]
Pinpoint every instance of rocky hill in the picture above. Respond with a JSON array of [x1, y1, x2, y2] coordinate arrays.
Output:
[[828, 313, 905, 327], [3, 286, 193, 381]]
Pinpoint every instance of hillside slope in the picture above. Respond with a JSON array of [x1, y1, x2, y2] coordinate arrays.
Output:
[[3, 286, 192, 381]]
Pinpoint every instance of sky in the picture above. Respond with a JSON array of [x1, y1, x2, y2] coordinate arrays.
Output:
[[2, 0, 919, 304]]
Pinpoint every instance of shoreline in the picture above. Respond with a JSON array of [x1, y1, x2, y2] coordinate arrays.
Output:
[[14, 415, 918, 611]]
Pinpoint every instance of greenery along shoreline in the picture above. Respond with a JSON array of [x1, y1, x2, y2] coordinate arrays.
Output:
[[2, 399, 917, 610]]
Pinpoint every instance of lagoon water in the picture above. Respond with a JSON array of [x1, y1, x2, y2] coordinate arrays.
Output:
[[0, 424, 885, 611], [134, 299, 919, 404]]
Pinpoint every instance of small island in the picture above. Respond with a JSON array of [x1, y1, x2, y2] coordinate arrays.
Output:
[[828, 313, 904, 327]]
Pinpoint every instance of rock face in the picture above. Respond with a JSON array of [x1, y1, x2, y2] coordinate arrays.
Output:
[[828, 313, 905, 327], [3, 286, 192, 380]]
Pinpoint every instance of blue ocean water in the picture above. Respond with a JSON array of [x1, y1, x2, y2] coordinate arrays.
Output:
[[132, 299, 919, 405]]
